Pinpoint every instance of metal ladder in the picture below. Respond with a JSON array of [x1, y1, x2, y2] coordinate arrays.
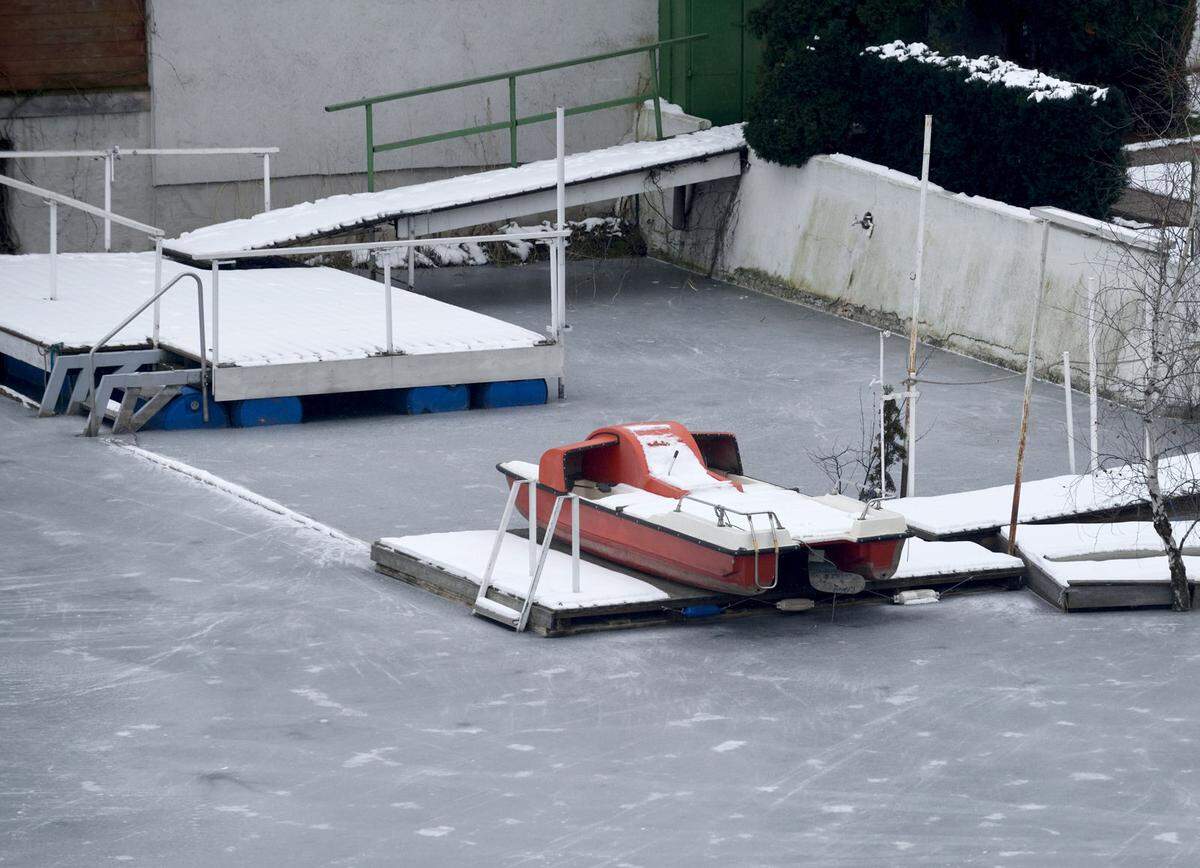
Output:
[[37, 273, 209, 436], [473, 479, 580, 632]]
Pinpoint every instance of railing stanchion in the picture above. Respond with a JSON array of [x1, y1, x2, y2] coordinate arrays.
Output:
[[365, 104, 375, 192], [48, 200, 58, 300], [195, 279, 209, 423], [383, 257, 394, 353], [210, 261, 221, 367], [262, 153, 271, 212], [555, 106, 567, 399], [153, 237, 163, 346], [407, 219, 415, 289], [507, 75, 518, 167], [649, 47, 664, 140], [103, 151, 113, 251]]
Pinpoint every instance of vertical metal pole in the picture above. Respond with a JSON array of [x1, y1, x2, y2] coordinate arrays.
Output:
[[1063, 351, 1076, 474], [903, 115, 933, 497], [555, 106, 567, 399], [1007, 219, 1051, 555], [365, 104, 375, 192], [48, 201, 58, 300], [571, 495, 580, 594], [1087, 276, 1099, 470], [879, 331, 886, 498], [210, 260, 221, 367], [262, 153, 271, 212], [103, 152, 113, 251], [649, 47, 664, 140], [527, 480, 537, 578], [507, 75, 518, 167], [152, 237, 163, 346], [407, 219, 415, 289], [383, 258, 394, 354], [195, 281, 209, 424]]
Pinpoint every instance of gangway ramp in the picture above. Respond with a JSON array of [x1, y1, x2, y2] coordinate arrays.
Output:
[[164, 125, 746, 262]]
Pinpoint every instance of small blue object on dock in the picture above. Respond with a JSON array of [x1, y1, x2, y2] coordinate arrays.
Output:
[[680, 604, 723, 619], [470, 379, 548, 409], [404, 384, 469, 414], [140, 386, 229, 431], [228, 396, 303, 428]]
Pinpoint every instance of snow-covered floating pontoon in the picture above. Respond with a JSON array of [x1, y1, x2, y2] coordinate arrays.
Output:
[[371, 421, 1025, 636], [1003, 521, 1200, 611]]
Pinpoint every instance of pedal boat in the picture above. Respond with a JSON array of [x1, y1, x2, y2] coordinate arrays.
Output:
[[497, 422, 908, 596]]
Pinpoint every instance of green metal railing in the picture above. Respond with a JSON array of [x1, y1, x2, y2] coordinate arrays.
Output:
[[325, 34, 706, 191]]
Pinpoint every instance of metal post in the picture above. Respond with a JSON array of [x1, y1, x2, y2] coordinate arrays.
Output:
[[879, 331, 887, 498], [383, 258, 394, 353], [571, 494, 580, 594], [555, 106, 567, 399], [103, 152, 113, 251], [1063, 351, 1076, 474], [507, 75, 518, 167], [262, 152, 271, 212], [649, 47, 664, 140], [365, 103, 375, 192], [48, 200, 58, 300], [407, 219, 415, 289], [1007, 219, 1051, 555], [210, 260, 221, 367], [903, 115, 932, 497], [527, 480, 537, 577], [152, 237, 163, 345], [1087, 276, 1099, 470], [195, 280, 209, 424]]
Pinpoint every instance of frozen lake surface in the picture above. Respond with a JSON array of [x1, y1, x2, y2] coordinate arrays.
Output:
[[4, 259, 1198, 865]]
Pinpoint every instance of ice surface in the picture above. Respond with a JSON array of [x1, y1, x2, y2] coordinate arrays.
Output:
[[0, 252, 544, 365], [166, 125, 746, 259], [380, 530, 669, 609], [891, 453, 1200, 537]]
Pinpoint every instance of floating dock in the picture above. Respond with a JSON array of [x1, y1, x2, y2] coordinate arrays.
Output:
[[371, 532, 1024, 637], [0, 252, 561, 404]]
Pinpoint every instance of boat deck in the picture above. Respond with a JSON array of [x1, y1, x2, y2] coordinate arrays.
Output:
[[0, 252, 562, 402]]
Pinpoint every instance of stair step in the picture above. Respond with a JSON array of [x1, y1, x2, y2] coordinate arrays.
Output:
[[472, 595, 522, 627]]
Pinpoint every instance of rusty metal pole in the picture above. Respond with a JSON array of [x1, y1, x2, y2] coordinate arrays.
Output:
[[1008, 218, 1051, 554]]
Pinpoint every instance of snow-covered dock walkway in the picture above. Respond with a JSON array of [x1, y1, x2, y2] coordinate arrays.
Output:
[[164, 125, 746, 261]]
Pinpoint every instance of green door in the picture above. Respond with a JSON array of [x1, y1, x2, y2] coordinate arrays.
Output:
[[659, 0, 764, 125]]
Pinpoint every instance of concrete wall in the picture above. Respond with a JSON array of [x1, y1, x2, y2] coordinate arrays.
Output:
[[643, 150, 1148, 382], [2, 1, 657, 253]]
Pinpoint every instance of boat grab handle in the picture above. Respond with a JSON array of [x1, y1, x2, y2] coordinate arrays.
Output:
[[673, 494, 782, 590]]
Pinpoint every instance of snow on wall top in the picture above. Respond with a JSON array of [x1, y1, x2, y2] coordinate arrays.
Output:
[[864, 41, 1111, 103], [890, 453, 1200, 538], [166, 125, 746, 260]]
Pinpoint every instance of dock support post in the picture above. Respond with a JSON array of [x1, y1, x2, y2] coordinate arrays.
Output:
[[103, 151, 113, 251], [48, 200, 58, 300], [1063, 351, 1076, 474], [1087, 276, 1099, 470], [383, 258, 394, 354], [262, 152, 271, 212], [1008, 218, 1051, 554]]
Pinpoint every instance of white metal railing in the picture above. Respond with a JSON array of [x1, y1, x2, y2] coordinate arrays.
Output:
[[477, 479, 582, 631], [195, 107, 573, 395], [0, 174, 164, 304], [672, 493, 783, 590], [0, 146, 279, 250]]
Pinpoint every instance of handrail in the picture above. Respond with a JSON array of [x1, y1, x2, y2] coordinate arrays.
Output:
[[195, 227, 571, 262], [673, 494, 783, 590], [86, 272, 208, 435], [0, 173, 163, 236], [324, 34, 706, 189]]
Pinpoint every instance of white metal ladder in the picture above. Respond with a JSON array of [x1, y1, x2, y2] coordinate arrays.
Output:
[[473, 480, 580, 632]]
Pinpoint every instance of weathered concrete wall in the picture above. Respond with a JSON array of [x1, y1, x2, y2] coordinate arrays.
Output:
[[644, 150, 1146, 381], [147, 0, 658, 185]]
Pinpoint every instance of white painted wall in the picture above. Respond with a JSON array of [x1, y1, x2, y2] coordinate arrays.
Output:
[[644, 150, 1148, 380]]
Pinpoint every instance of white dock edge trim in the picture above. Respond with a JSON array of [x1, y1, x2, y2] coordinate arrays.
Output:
[[107, 440, 368, 555]]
